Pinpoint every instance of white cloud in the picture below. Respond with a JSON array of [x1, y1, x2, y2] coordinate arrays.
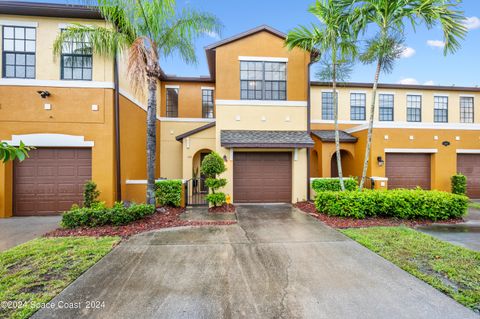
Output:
[[463, 16, 480, 30], [204, 30, 220, 40], [400, 46, 416, 58], [427, 40, 445, 48], [398, 78, 419, 85], [423, 80, 435, 86]]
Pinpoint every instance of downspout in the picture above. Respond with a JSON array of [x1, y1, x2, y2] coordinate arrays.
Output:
[[114, 55, 121, 201], [306, 56, 313, 202]]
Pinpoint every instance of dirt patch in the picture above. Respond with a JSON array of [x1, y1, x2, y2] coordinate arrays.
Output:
[[295, 201, 463, 229], [208, 204, 236, 213], [44, 207, 236, 239], [19, 284, 45, 294]]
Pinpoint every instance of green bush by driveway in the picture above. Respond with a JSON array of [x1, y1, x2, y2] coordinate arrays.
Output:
[[155, 180, 183, 207], [342, 227, 480, 311], [315, 189, 468, 220], [0, 236, 119, 319], [311, 177, 358, 192]]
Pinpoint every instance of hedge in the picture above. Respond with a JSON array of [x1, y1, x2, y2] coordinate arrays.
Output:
[[311, 177, 358, 192], [155, 180, 182, 207], [314, 189, 468, 220], [451, 174, 467, 195], [62, 202, 155, 228]]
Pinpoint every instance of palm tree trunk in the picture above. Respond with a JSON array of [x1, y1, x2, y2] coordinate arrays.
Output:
[[146, 76, 157, 205], [359, 59, 381, 190], [332, 58, 345, 191]]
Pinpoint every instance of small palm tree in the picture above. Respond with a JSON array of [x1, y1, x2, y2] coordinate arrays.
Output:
[[286, 0, 357, 191], [53, 0, 221, 205], [348, 0, 467, 190]]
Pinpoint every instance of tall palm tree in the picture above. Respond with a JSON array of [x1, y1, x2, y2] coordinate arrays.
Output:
[[286, 0, 357, 191], [347, 0, 467, 190], [54, 0, 221, 205]]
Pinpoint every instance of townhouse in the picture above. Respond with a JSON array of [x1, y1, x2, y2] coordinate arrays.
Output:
[[0, 1, 478, 217]]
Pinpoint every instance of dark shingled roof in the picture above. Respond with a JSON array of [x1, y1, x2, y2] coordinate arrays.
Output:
[[176, 122, 216, 141], [311, 130, 358, 143], [221, 130, 314, 148]]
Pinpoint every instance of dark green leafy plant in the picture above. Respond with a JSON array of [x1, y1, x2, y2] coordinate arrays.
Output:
[[201, 152, 227, 207], [312, 177, 358, 192], [314, 189, 468, 221], [0, 141, 32, 162], [83, 180, 100, 208], [451, 174, 467, 195], [155, 180, 183, 207]]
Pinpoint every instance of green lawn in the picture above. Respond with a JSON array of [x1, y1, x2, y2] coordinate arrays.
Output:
[[0, 236, 119, 319], [341, 227, 480, 311], [468, 202, 480, 210]]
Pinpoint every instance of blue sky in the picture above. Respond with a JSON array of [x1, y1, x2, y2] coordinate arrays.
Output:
[[25, 0, 480, 86]]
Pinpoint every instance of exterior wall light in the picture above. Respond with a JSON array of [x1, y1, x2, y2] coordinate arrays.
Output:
[[442, 141, 451, 147], [223, 155, 228, 162], [377, 156, 385, 167], [37, 90, 50, 98]]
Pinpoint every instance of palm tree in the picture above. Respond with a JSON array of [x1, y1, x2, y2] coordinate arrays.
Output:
[[347, 0, 467, 190], [286, 0, 357, 191], [53, 0, 221, 205]]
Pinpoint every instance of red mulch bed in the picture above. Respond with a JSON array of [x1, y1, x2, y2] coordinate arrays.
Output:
[[44, 206, 236, 239], [294, 201, 463, 229], [208, 204, 236, 213]]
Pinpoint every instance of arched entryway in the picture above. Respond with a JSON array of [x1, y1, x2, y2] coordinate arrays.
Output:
[[310, 149, 320, 178], [331, 150, 354, 178], [188, 149, 212, 205]]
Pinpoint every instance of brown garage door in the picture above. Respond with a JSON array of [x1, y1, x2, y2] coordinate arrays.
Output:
[[233, 152, 292, 203], [14, 148, 92, 216], [457, 154, 480, 198], [386, 153, 431, 190]]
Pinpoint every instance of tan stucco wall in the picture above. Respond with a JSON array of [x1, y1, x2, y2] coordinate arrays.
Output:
[[181, 126, 216, 180], [311, 85, 480, 124], [0, 86, 116, 217], [215, 31, 309, 101], [0, 15, 113, 82]]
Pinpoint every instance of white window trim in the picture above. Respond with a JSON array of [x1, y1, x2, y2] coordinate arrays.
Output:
[[158, 117, 215, 123], [377, 92, 396, 96], [201, 87, 215, 91], [459, 94, 475, 98], [165, 85, 180, 89], [456, 149, 480, 154], [0, 79, 114, 89], [349, 90, 367, 94], [311, 119, 367, 125], [0, 20, 38, 27], [238, 56, 288, 62], [371, 176, 389, 181], [3, 134, 94, 147], [216, 99, 306, 107], [434, 93, 450, 97], [406, 92, 423, 96], [345, 121, 480, 133], [384, 148, 438, 154]]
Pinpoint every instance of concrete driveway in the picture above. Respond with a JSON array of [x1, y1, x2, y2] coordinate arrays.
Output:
[[0, 216, 61, 251], [33, 205, 477, 319]]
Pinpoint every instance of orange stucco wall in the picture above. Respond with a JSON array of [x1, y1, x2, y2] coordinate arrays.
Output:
[[215, 31, 310, 101], [0, 86, 116, 217], [160, 81, 215, 118]]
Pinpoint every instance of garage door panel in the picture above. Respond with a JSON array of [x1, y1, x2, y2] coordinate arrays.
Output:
[[14, 148, 92, 216], [386, 153, 431, 190], [457, 154, 480, 198], [233, 152, 292, 203]]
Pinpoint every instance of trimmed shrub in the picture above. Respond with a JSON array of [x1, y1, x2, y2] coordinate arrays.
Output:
[[61, 202, 155, 228], [205, 193, 226, 207], [451, 174, 467, 195], [311, 177, 358, 192], [201, 152, 227, 207], [83, 180, 100, 208], [155, 180, 182, 207], [314, 189, 468, 221]]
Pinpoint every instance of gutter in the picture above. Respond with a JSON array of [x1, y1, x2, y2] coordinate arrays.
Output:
[[306, 51, 319, 201], [114, 55, 121, 201]]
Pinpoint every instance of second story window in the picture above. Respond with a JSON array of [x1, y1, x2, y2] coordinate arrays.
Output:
[[202, 89, 214, 118], [240, 61, 286, 100], [321, 92, 334, 120], [379, 94, 394, 121], [460, 96, 474, 123], [350, 93, 366, 120], [166, 88, 179, 117], [434, 96, 448, 123], [406, 95, 422, 122], [61, 32, 92, 80], [2, 26, 36, 79]]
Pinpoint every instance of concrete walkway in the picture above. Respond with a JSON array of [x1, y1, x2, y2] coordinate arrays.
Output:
[[0, 216, 61, 251], [33, 205, 477, 319]]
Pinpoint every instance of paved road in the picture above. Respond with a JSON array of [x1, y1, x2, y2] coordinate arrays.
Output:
[[33, 205, 477, 319], [0, 216, 61, 251]]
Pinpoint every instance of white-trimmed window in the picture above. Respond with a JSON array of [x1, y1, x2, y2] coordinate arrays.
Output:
[[321, 92, 335, 120], [2, 25, 36, 78], [240, 61, 286, 100], [406, 95, 422, 122], [202, 89, 214, 118], [350, 93, 366, 120], [379, 94, 394, 121], [460, 96, 474, 123], [166, 88, 178, 117], [60, 30, 92, 80], [434, 96, 448, 123]]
